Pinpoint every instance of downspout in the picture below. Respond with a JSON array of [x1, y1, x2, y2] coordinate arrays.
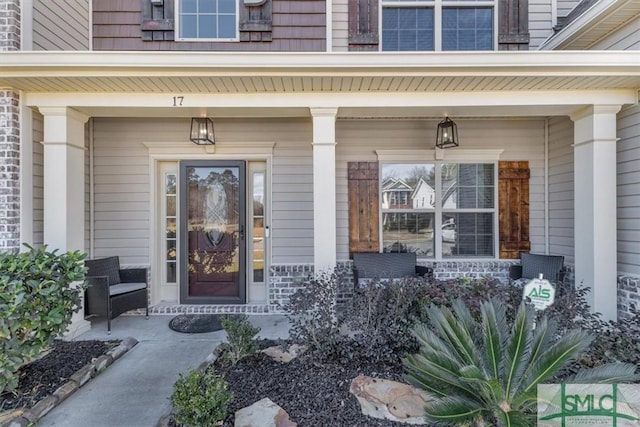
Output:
[[89, 118, 95, 257], [326, 0, 332, 52], [544, 118, 550, 255]]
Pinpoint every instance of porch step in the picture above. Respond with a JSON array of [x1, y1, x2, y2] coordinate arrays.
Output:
[[126, 304, 281, 316]]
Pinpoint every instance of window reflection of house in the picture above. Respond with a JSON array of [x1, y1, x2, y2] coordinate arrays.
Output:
[[411, 177, 435, 208], [381, 177, 412, 209]]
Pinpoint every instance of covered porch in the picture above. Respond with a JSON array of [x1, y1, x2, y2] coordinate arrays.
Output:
[[2, 51, 638, 334]]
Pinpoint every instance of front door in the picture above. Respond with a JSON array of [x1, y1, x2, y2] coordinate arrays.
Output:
[[179, 161, 246, 304]]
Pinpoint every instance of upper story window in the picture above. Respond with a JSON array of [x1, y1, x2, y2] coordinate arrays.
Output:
[[381, 0, 495, 51], [177, 0, 238, 41]]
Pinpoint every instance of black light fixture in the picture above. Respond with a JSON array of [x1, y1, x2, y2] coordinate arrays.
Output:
[[190, 117, 215, 145], [436, 117, 459, 149]]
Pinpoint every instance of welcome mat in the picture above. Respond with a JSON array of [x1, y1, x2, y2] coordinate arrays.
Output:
[[168, 314, 223, 334]]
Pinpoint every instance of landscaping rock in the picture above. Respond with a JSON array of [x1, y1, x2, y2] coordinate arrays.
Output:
[[349, 375, 431, 425], [234, 398, 297, 427], [261, 344, 307, 363]]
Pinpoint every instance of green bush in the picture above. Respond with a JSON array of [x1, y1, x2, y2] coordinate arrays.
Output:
[[170, 369, 233, 427], [220, 314, 260, 365], [404, 299, 638, 426], [0, 245, 86, 393]]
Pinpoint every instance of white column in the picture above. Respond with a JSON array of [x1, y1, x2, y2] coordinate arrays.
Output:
[[311, 108, 338, 273], [570, 105, 620, 321], [40, 107, 91, 338]]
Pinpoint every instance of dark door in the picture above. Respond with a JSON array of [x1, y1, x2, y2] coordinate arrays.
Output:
[[180, 161, 246, 304]]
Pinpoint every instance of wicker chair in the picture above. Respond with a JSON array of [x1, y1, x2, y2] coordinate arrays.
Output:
[[84, 256, 148, 334], [352, 252, 433, 286], [509, 253, 565, 283]]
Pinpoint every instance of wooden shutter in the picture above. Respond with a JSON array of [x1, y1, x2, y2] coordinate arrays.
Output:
[[498, 0, 529, 50], [239, 0, 273, 42], [141, 0, 175, 41], [348, 162, 380, 257], [499, 161, 530, 259], [348, 0, 379, 51]]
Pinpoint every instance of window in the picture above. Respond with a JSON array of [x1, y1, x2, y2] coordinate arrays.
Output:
[[177, 0, 238, 40], [381, 0, 495, 51], [381, 162, 496, 258]]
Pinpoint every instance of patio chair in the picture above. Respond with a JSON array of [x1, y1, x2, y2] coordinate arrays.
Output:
[[509, 253, 565, 283], [84, 256, 148, 334], [352, 252, 433, 286]]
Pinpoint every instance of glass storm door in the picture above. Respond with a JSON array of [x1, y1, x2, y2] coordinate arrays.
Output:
[[179, 161, 246, 304]]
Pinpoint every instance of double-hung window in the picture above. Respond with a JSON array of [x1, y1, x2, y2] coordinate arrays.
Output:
[[177, 0, 238, 41], [381, 162, 496, 258], [381, 0, 495, 51]]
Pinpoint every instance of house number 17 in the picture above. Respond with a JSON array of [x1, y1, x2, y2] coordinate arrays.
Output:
[[172, 96, 184, 106]]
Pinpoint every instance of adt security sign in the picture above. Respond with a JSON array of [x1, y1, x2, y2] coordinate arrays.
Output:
[[523, 275, 555, 310]]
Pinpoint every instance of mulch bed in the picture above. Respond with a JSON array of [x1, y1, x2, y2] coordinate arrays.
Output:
[[0, 340, 120, 412]]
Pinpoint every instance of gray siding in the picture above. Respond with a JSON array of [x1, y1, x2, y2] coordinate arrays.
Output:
[[529, 0, 554, 49], [547, 116, 574, 263], [335, 119, 547, 261], [557, 0, 580, 17], [32, 112, 44, 247], [91, 117, 313, 266], [85, 121, 91, 255], [33, 0, 90, 51], [617, 104, 640, 276]]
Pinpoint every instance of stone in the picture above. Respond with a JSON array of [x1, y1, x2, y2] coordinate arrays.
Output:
[[92, 354, 113, 371], [22, 396, 59, 422], [234, 398, 297, 427], [69, 364, 95, 387], [261, 344, 307, 363], [349, 375, 431, 425], [52, 381, 79, 403]]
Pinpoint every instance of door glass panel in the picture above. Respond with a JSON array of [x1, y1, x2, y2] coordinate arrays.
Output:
[[252, 172, 265, 283], [164, 173, 177, 284], [186, 165, 241, 298]]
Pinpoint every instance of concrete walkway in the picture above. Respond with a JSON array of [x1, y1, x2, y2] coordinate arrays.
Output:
[[37, 314, 290, 427]]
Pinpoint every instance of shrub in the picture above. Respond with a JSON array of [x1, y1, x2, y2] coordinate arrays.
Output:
[[0, 245, 86, 393], [170, 368, 233, 427], [220, 314, 260, 365], [404, 299, 638, 427], [284, 271, 341, 351]]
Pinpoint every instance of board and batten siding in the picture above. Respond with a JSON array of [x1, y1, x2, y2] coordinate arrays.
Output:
[[33, 0, 90, 51], [547, 116, 574, 264], [617, 104, 640, 276], [91, 117, 314, 266], [589, 15, 640, 50], [32, 112, 44, 246], [528, 0, 554, 49], [335, 119, 547, 262]]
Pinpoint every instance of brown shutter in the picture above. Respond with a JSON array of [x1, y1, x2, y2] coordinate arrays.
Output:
[[499, 161, 530, 259], [498, 0, 529, 50], [348, 162, 380, 257], [348, 0, 379, 51], [141, 0, 175, 41], [239, 0, 273, 42]]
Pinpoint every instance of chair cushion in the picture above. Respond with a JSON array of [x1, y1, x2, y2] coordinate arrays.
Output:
[[353, 253, 417, 279], [86, 256, 121, 285], [109, 282, 146, 296], [521, 253, 564, 281]]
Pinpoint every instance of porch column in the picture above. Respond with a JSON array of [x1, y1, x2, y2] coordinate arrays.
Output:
[[570, 105, 621, 321], [40, 107, 91, 338], [311, 108, 338, 273]]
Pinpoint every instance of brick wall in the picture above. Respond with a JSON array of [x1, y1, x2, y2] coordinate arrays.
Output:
[[0, 0, 21, 51], [618, 274, 640, 320], [0, 90, 20, 252]]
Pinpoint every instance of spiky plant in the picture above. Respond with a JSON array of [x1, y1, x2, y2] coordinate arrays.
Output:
[[403, 299, 638, 427]]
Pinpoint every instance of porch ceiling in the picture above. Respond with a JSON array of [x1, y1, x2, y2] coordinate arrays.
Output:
[[1, 51, 639, 95]]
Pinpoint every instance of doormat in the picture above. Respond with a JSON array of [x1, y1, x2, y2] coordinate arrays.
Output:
[[168, 314, 223, 334]]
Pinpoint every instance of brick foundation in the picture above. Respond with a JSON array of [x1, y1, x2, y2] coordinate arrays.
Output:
[[617, 274, 640, 320], [0, 90, 20, 252]]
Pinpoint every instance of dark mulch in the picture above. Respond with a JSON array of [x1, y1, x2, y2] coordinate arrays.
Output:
[[0, 340, 120, 412]]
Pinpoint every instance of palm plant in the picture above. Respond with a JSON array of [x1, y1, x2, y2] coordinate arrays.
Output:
[[403, 299, 638, 427]]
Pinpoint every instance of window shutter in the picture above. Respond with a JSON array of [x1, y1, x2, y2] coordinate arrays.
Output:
[[348, 162, 380, 257], [348, 0, 379, 51], [239, 0, 273, 42], [141, 0, 175, 41], [499, 161, 530, 259], [498, 0, 529, 50]]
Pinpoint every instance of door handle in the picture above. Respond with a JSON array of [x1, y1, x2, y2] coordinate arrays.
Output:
[[239, 224, 244, 240]]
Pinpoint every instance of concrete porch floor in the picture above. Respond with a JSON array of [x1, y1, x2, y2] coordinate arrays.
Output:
[[37, 314, 290, 427]]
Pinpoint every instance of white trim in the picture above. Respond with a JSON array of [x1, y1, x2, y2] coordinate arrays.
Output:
[[544, 118, 549, 255], [20, 0, 33, 50], [326, 0, 332, 52], [89, 118, 95, 257], [174, 0, 240, 42]]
